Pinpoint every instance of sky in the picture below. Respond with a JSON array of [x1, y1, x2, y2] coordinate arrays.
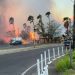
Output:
[[0, 0, 73, 37]]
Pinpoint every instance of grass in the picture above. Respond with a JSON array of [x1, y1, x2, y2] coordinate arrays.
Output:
[[55, 50, 75, 75], [62, 69, 75, 75], [55, 55, 71, 72]]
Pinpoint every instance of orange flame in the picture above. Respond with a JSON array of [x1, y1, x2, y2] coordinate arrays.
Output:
[[22, 39, 28, 45], [22, 32, 39, 45], [29, 32, 39, 41]]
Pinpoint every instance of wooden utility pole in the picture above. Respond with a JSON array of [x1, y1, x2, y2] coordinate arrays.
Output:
[[73, 0, 75, 49]]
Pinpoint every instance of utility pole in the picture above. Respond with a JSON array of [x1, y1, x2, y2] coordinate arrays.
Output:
[[73, 0, 75, 49]]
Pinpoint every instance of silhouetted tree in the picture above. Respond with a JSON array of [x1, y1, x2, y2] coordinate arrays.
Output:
[[9, 17, 14, 24], [28, 16, 34, 23], [47, 21, 61, 42], [45, 11, 51, 25], [28, 15, 36, 47], [20, 30, 29, 40], [28, 16, 36, 31], [23, 23, 27, 29], [20, 23, 31, 40], [63, 17, 71, 35], [9, 17, 15, 37], [37, 14, 46, 37]]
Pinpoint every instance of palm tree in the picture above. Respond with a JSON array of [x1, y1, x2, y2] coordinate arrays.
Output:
[[63, 17, 70, 36], [9, 17, 14, 24], [9, 17, 15, 37], [37, 14, 45, 37], [28, 15, 35, 47], [28, 16, 35, 31], [37, 14, 42, 19], [45, 12, 51, 25], [45, 12, 51, 42], [28, 16, 34, 23]]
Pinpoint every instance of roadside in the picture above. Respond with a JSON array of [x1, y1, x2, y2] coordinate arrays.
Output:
[[0, 43, 63, 55], [48, 61, 59, 75], [48, 50, 75, 75]]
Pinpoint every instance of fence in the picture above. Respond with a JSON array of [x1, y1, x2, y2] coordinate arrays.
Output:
[[37, 46, 65, 75], [21, 46, 67, 75]]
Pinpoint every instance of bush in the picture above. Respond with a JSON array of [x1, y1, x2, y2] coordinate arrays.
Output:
[[72, 62, 75, 69], [72, 51, 75, 60], [55, 55, 70, 72], [63, 69, 75, 75]]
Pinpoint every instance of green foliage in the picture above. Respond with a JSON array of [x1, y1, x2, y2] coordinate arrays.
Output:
[[72, 51, 75, 69], [72, 51, 75, 60], [55, 48, 75, 75], [55, 59, 66, 72], [72, 62, 75, 69], [55, 55, 70, 72], [63, 69, 75, 75]]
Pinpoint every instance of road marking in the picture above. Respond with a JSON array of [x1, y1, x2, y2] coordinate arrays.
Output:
[[21, 64, 36, 75], [21, 54, 65, 75], [21, 57, 54, 75]]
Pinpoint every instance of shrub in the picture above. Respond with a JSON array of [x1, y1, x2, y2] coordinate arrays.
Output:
[[72, 51, 75, 60], [55, 59, 66, 72], [55, 55, 70, 72], [72, 62, 75, 69]]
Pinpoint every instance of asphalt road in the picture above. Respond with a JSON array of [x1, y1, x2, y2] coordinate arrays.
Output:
[[0, 45, 63, 75]]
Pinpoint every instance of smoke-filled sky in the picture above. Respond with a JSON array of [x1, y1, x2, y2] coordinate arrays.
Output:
[[0, 0, 73, 37]]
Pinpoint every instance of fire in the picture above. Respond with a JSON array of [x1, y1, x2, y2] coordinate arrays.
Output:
[[22, 39, 28, 45], [15, 26, 20, 37], [29, 32, 39, 41], [22, 32, 39, 45]]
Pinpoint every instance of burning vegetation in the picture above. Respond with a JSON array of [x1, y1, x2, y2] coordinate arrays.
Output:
[[0, 6, 64, 45], [20, 23, 39, 45]]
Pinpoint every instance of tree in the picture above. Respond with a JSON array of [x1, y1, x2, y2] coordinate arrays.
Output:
[[23, 23, 27, 29], [45, 11, 51, 25], [28, 16, 36, 31], [47, 20, 61, 42], [45, 12, 51, 41], [28, 15, 36, 47], [9, 17, 14, 24], [37, 14, 46, 37], [9, 17, 15, 37], [63, 17, 71, 36], [28, 16, 34, 23], [20, 30, 29, 40]]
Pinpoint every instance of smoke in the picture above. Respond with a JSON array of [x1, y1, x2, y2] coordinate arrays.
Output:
[[0, 0, 7, 35], [0, 0, 11, 43]]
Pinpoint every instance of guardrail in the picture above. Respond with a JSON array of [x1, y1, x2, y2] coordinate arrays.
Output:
[[37, 46, 65, 75], [21, 45, 67, 75]]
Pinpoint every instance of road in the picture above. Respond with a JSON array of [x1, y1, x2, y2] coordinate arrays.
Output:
[[0, 44, 63, 75]]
